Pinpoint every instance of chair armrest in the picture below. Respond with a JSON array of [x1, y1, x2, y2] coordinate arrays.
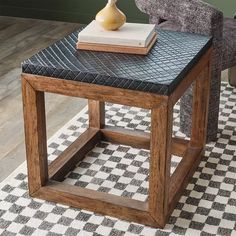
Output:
[[135, 0, 223, 37]]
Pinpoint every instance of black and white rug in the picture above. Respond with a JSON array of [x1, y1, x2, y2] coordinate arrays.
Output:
[[0, 83, 236, 236]]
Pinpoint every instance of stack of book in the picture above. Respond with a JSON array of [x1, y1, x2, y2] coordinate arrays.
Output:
[[76, 20, 157, 55]]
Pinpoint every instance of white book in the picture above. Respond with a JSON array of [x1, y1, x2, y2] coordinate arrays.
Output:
[[78, 20, 156, 48]]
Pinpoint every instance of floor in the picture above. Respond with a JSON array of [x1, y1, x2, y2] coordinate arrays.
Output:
[[0, 82, 235, 235], [0, 16, 87, 182], [0, 16, 229, 182]]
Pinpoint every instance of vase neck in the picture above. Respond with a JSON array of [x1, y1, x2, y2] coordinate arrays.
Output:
[[107, 0, 117, 5]]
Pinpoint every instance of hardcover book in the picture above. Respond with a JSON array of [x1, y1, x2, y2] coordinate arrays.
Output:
[[78, 20, 156, 48]]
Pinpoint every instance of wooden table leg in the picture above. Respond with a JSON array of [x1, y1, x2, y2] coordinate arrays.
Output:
[[88, 100, 105, 129], [21, 77, 48, 195], [190, 62, 211, 148], [149, 101, 173, 227], [167, 57, 212, 220]]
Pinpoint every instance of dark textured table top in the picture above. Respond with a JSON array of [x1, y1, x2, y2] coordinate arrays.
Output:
[[22, 27, 212, 95]]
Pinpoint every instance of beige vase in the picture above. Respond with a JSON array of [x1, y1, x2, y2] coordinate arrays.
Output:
[[95, 0, 126, 31]]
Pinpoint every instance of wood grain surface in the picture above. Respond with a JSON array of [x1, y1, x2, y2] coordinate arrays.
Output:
[[0, 16, 85, 182], [76, 34, 157, 55], [21, 36, 212, 228]]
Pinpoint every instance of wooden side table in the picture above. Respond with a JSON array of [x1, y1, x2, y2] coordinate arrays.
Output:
[[21, 29, 212, 228]]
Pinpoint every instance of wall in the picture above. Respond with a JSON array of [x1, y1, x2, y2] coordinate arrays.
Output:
[[205, 0, 236, 17], [0, 0, 235, 23], [0, 0, 148, 23]]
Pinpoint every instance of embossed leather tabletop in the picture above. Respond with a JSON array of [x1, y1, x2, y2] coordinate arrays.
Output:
[[22, 27, 212, 95]]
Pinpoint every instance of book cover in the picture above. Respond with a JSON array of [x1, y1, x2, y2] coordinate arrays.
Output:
[[78, 21, 156, 48]]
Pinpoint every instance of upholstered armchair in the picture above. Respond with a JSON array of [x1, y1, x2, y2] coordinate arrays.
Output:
[[135, 0, 236, 141]]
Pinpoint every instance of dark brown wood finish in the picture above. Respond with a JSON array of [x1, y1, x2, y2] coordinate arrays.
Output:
[[190, 65, 211, 147], [48, 128, 101, 181], [21, 46, 212, 228], [101, 126, 189, 156], [21, 78, 48, 195], [88, 100, 105, 129], [101, 125, 150, 150], [34, 180, 160, 228], [149, 102, 173, 227], [168, 60, 211, 218], [23, 74, 166, 109], [76, 34, 158, 55], [169, 147, 203, 210], [171, 138, 189, 157]]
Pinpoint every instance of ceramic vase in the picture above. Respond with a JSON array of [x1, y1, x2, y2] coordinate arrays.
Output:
[[95, 0, 126, 31]]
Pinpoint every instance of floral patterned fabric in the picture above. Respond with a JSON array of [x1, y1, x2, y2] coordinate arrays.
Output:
[[222, 18, 236, 70], [135, 0, 236, 142]]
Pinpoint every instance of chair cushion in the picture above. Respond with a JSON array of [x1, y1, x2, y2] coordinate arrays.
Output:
[[157, 20, 182, 32], [222, 18, 236, 70]]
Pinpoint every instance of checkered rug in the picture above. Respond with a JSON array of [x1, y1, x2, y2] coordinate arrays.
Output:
[[0, 83, 236, 236]]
